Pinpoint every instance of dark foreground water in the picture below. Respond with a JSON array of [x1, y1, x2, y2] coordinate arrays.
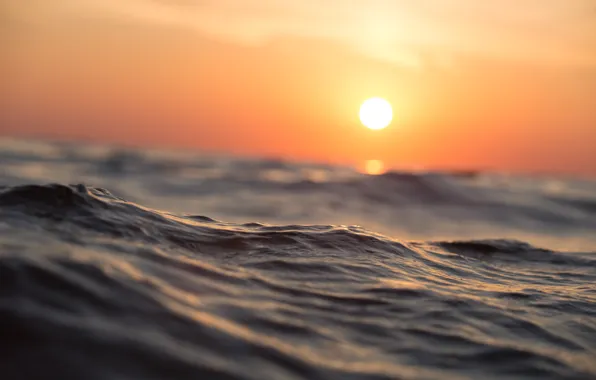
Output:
[[1, 139, 595, 379]]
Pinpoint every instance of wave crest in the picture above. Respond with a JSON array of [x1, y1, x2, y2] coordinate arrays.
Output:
[[1, 184, 595, 379]]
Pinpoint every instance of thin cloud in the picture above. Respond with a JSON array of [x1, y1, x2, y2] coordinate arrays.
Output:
[[8, 0, 596, 67]]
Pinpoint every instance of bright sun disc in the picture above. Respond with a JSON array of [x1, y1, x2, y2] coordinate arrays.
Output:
[[359, 98, 393, 130]]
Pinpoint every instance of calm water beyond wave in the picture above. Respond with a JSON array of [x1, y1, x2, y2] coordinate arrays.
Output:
[[1, 138, 595, 380]]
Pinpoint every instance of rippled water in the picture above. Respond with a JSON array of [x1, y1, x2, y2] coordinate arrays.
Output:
[[1, 139, 595, 379]]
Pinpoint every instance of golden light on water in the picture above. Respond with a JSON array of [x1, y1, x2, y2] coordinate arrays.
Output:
[[364, 160, 385, 175]]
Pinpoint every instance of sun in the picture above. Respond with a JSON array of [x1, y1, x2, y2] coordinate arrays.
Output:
[[359, 98, 393, 130]]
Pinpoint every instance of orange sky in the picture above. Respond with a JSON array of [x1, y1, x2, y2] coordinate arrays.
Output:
[[2, 0, 596, 176]]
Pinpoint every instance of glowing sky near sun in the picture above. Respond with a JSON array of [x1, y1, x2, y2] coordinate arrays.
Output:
[[1, 0, 595, 176]]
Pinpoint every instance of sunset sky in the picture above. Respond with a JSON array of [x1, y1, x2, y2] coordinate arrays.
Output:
[[2, 0, 595, 176]]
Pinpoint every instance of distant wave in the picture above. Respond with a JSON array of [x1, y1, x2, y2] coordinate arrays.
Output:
[[1, 184, 595, 380]]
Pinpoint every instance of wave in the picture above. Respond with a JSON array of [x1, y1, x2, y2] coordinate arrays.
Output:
[[1, 184, 595, 379]]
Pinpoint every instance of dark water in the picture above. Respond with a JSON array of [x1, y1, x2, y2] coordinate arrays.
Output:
[[1, 139, 595, 379]]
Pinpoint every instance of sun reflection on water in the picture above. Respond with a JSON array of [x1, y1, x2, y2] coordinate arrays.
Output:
[[364, 160, 385, 175]]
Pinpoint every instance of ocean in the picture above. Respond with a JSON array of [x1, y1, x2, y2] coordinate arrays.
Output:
[[1, 138, 595, 379]]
